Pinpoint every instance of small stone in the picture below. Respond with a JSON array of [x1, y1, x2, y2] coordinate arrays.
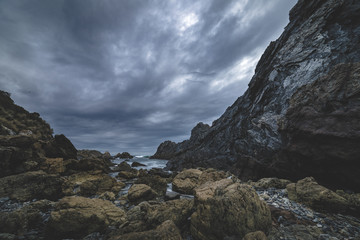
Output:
[[317, 223, 322, 228]]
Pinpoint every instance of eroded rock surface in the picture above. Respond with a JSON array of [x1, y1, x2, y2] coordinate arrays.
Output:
[[191, 180, 271, 240]]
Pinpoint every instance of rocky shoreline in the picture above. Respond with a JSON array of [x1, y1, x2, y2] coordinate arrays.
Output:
[[1, 158, 360, 239]]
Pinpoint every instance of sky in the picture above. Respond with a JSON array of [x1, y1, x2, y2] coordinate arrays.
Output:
[[0, 0, 297, 155]]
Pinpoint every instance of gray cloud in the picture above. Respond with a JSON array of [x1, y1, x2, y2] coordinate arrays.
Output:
[[0, 0, 297, 155]]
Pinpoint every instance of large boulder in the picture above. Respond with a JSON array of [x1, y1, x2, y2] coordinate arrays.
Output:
[[191, 179, 271, 240], [172, 168, 228, 194], [0, 200, 55, 236], [127, 184, 157, 204], [64, 157, 111, 174], [46, 196, 126, 239], [118, 198, 194, 235], [109, 220, 182, 240], [0, 171, 64, 201], [286, 177, 350, 214], [43, 134, 77, 160]]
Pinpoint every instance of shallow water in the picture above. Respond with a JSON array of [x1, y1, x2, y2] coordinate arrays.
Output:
[[112, 156, 168, 170]]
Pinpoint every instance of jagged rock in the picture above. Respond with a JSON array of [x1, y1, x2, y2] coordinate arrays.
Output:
[[109, 220, 182, 240], [250, 178, 292, 190], [0, 200, 54, 236], [0, 90, 53, 140], [77, 149, 109, 160], [242, 231, 267, 240], [114, 152, 134, 159], [99, 191, 116, 201], [131, 161, 146, 167], [0, 171, 64, 201], [191, 179, 271, 240], [172, 168, 228, 194], [286, 177, 350, 214], [46, 196, 126, 239], [127, 184, 157, 204], [62, 171, 123, 197], [150, 141, 178, 159], [153, 0, 360, 191], [43, 134, 77, 160]]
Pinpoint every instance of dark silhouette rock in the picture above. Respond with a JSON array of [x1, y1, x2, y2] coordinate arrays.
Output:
[[131, 161, 146, 167]]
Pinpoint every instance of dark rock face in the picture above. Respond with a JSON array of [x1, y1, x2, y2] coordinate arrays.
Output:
[[154, 0, 360, 191]]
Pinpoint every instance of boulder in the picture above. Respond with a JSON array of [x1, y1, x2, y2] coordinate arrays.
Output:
[[148, 168, 173, 178], [250, 178, 292, 190], [286, 177, 349, 214], [135, 174, 168, 196], [62, 171, 123, 197], [119, 198, 194, 235], [191, 179, 271, 240], [64, 157, 111, 174], [0, 171, 64, 201], [242, 231, 267, 240], [46, 196, 126, 239], [172, 168, 228, 194], [127, 184, 157, 204], [117, 169, 138, 179], [43, 134, 77, 160], [114, 152, 134, 159], [113, 161, 132, 172], [0, 199, 55, 236], [109, 220, 182, 240], [131, 161, 146, 167]]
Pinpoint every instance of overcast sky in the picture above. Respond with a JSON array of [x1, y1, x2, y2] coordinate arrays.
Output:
[[0, 0, 296, 155]]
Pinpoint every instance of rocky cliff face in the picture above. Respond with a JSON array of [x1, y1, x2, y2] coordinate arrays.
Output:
[[153, 0, 360, 191], [0, 91, 77, 177]]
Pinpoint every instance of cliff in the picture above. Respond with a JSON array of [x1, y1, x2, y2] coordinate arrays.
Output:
[[152, 0, 360, 191]]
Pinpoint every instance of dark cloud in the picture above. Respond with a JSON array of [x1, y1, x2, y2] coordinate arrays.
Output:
[[0, 0, 297, 155]]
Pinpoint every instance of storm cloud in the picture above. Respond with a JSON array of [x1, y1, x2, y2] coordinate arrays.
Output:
[[0, 0, 296, 155]]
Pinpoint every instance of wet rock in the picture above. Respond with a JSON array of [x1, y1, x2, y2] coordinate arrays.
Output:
[[110, 220, 182, 240], [113, 161, 132, 172], [0, 199, 54, 236], [46, 196, 126, 239], [250, 178, 292, 190], [268, 224, 322, 240], [287, 177, 349, 214], [242, 231, 267, 240], [99, 191, 116, 201], [0, 170, 63, 201], [131, 161, 146, 167], [62, 171, 123, 197], [172, 168, 228, 194], [127, 184, 157, 204], [119, 198, 194, 235], [165, 192, 181, 201], [135, 174, 168, 196], [191, 179, 271, 240]]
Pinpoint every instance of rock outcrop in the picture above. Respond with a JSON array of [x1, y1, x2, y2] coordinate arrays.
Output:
[[46, 196, 126, 239], [153, 0, 360, 191]]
